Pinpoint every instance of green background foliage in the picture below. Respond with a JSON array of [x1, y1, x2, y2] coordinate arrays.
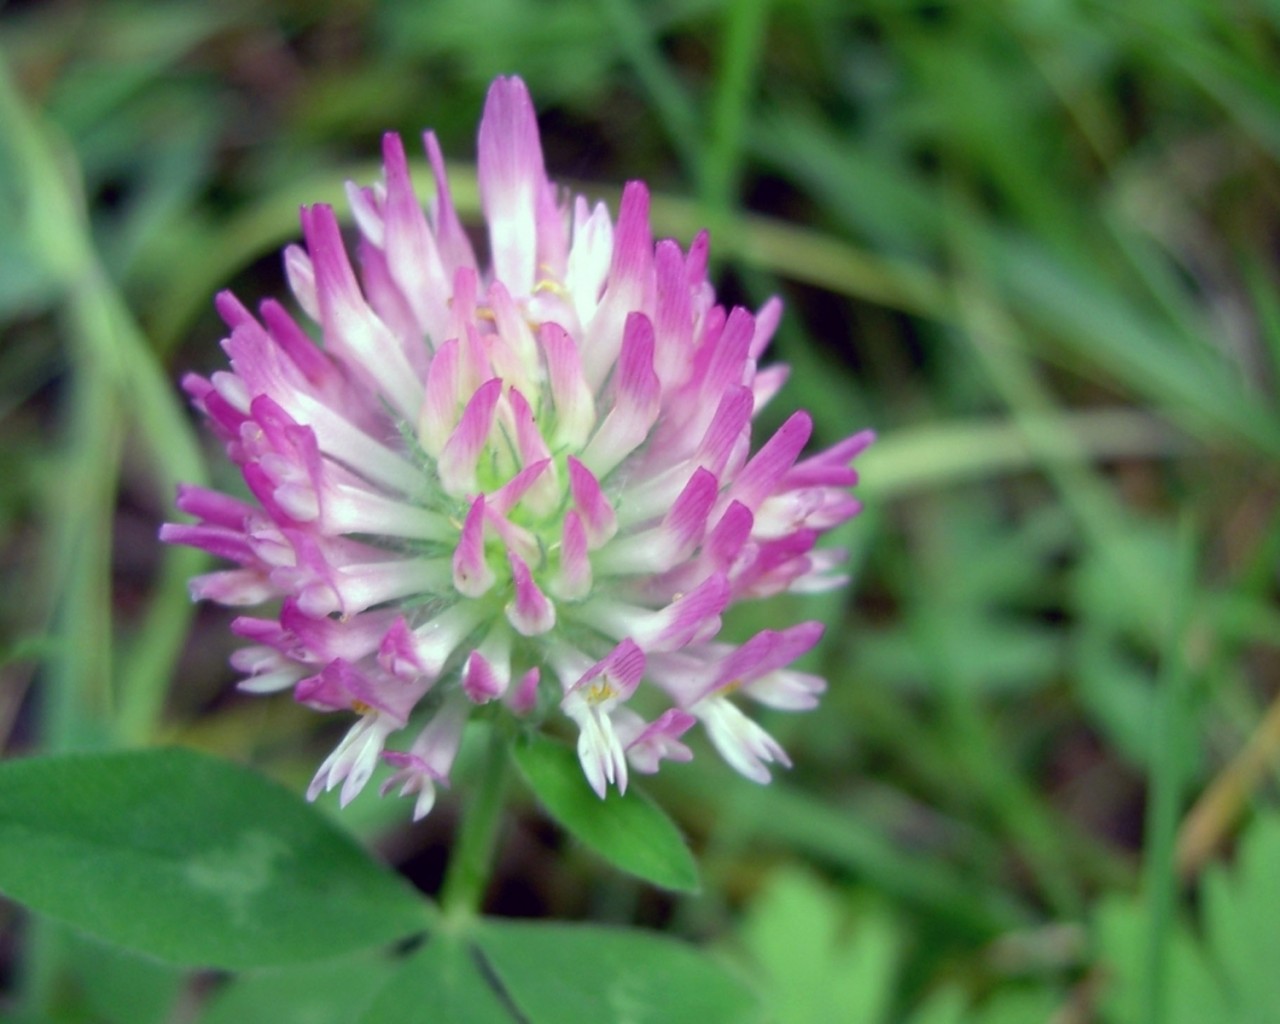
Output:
[[2, 0, 1279, 1020]]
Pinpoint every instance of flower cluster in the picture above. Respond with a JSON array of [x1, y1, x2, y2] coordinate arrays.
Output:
[[163, 76, 871, 820]]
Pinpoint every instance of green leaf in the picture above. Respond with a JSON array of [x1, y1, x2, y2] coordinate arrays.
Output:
[[1093, 893, 1227, 1024], [60, 928, 186, 1024], [1091, 820, 1280, 1022], [476, 920, 762, 1024], [969, 989, 1063, 1024], [199, 952, 396, 1024], [0, 747, 429, 968], [1201, 815, 1280, 1013], [902, 988, 969, 1024], [739, 868, 902, 1024], [511, 733, 699, 892], [358, 936, 515, 1024]]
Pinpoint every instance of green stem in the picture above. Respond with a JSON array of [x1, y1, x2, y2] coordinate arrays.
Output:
[[440, 726, 511, 922], [1140, 516, 1197, 1024], [599, 0, 701, 177], [700, 0, 770, 219]]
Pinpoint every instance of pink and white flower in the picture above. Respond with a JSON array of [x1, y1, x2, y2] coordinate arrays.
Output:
[[162, 75, 871, 817]]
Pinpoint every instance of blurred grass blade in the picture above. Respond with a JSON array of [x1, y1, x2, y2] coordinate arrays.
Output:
[[0, 52, 207, 746], [598, 0, 700, 175], [700, 0, 770, 218], [1139, 516, 1198, 1024], [977, 229, 1280, 458], [683, 770, 1029, 936]]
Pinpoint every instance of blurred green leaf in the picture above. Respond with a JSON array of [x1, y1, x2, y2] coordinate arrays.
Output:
[[755, 105, 942, 258], [682, 765, 1029, 935], [903, 988, 969, 1024], [1070, 520, 1205, 773], [970, 989, 1064, 1024], [0, 234, 60, 318], [0, 748, 429, 968], [1094, 894, 1227, 1024], [739, 867, 902, 1024], [358, 937, 514, 1024], [512, 733, 699, 893], [861, 616, 1062, 697], [200, 951, 396, 1024], [59, 929, 186, 1024], [41, 2, 235, 136], [476, 919, 762, 1024], [980, 230, 1280, 458], [1200, 815, 1280, 1014], [1074, 625, 1161, 768], [379, 0, 616, 105], [1096, 813, 1280, 1023]]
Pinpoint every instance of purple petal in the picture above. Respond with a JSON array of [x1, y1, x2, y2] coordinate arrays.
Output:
[[567, 456, 618, 548], [478, 75, 545, 295], [438, 378, 502, 496], [505, 551, 556, 636], [452, 495, 495, 597]]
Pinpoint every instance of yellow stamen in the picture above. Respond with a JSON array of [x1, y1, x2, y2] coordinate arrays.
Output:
[[534, 277, 568, 298], [586, 680, 615, 704]]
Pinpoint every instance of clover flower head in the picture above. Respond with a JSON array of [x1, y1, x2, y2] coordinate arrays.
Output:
[[162, 75, 872, 818]]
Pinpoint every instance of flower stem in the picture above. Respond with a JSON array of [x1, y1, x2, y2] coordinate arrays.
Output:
[[440, 723, 511, 922]]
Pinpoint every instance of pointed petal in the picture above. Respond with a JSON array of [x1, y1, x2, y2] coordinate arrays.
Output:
[[438, 378, 503, 496], [580, 312, 660, 479], [637, 573, 730, 651], [652, 239, 693, 390], [508, 666, 541, 715], [477, 75, 545, 295], [488, 458, 552, 516], [595, 468, 718, 575], [555, 510, 592, 600], [583, 182, 654, 389], [420, 337, 460, 456], [567, 456, 618, 548], [462, 650, 507, 703], [452, 495, 495, 597], [505, 551, 556, 635], [300, 204, 422, 419], [695, 386, 754, 476], [424, 129, 478, 273], [380, 132, 449, 334], [617, 707, 696, 773], [540, 321, 596, 449], [697, 696, 790, 783], [727, 411, 813, 513]]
